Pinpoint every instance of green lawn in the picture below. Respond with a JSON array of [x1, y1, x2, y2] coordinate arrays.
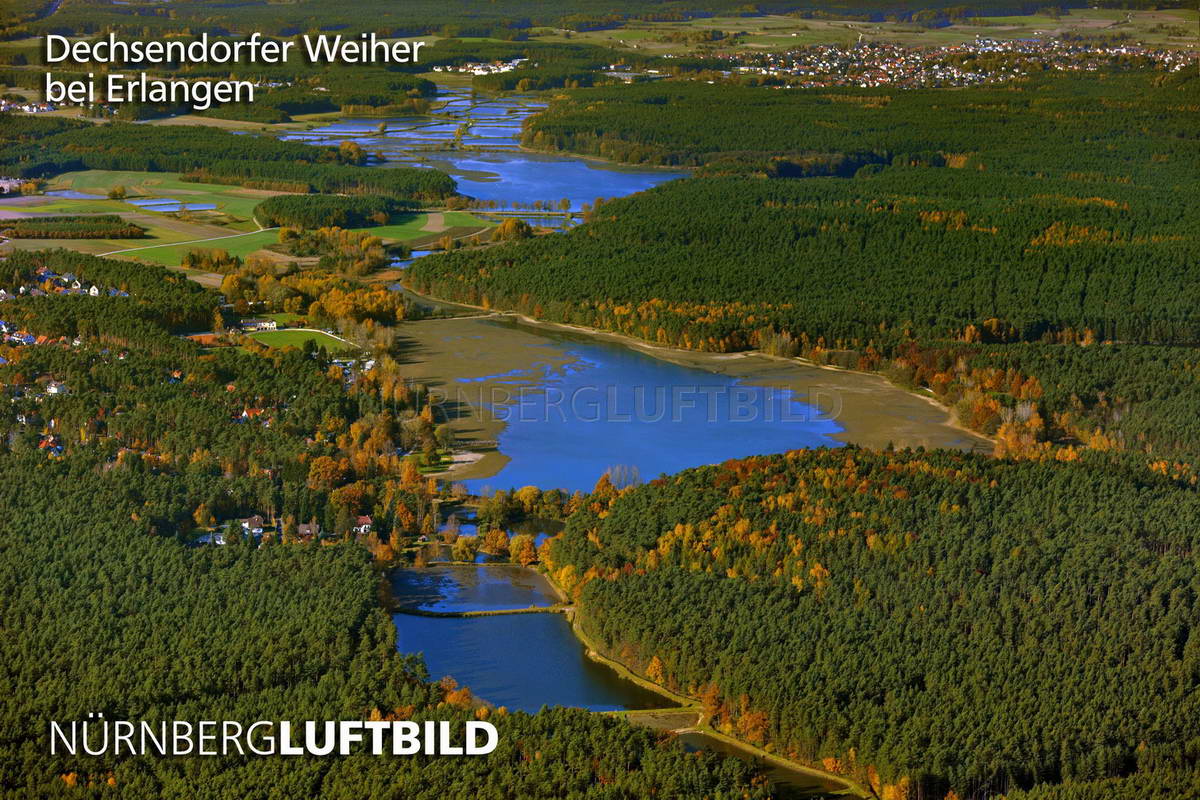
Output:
[[0, 197, 127, 214], [111, 229, 282, 265], [105, 212, 488, 267], [441, 211, 487, 228], [264, 312, 304, 325], [358, 212, 487, 242], [361, 217, 433, 241], [249, 329, 356, 352]]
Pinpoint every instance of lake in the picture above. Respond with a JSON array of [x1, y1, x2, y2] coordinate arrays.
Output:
[[457, 320, 843, 495], [394, 611, 668, 713]]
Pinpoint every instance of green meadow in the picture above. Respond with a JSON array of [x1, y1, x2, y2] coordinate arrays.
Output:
[[108, 230, 283, 265], [249, 329, 356, 352]]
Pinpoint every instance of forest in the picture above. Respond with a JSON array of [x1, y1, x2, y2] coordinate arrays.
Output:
[[136, 71, 436, 123], [546, 447, 1200, 799], [522, 72, 1199, 180], [0, 450, 769, 798], [254, 195, 412, 229], [408, 169, 1200, 347], [0, 213, 144, 239], [0, 245, 780, 796]]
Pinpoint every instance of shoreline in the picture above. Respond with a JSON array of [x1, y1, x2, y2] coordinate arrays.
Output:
[[548, 571, 871, 798], [395, 558, 868, 796], [396, 284, 993, 484], [503, 309, 987, 448], [514, 140, 695, 174]]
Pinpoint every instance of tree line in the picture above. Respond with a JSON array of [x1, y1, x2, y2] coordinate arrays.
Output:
[[0, 214, 145, 239], [1, 0, 1107, 40], [254, 196, 414, 229]]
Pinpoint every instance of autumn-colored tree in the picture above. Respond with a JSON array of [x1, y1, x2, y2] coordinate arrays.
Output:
[[481, 528, 509, 556], [400, 458, 421, 487], [282, 514, 298, 544], [734, 704, 769, 745], [492, 218, 533, 241], [514, 485, 541, 514], [451, 537, 478, 562], [192, 503, 216, 530], [338, 140, 366, 165], [645, 655, 665, 685], [592, 473, 617, 501], [444, 685, 474, 709], [330, 480, 374, 514], [394, 503, 417, 534], [510, 533, 537, 566], [698, 682, 724, 723], [307, 455, 346, 491]]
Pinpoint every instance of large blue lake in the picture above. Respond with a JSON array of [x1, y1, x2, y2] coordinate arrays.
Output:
[[459, 322, 843, 495], [413, 152, 683, 211]]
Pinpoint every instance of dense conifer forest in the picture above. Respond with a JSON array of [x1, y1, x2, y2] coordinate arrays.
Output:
[[546, 448, 1200, 799], [0, 214, 144, 239], [254, 196, 413, 229], [522, 73, 1198, 176]]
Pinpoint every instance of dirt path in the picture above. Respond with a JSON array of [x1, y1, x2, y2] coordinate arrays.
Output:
[[422, 212, 447, 233]]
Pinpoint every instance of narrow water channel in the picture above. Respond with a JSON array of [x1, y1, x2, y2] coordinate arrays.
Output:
[[279, 88, 856, 795]]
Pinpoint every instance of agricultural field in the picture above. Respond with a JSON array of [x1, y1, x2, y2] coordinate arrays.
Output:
[[0, 169, 286, 257]]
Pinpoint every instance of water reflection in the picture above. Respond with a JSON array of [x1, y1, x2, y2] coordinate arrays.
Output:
[[391, 564, 558, 612], [676, 732, 845, 799], [394, 611, 668, 712], [459, 320, 843, 494]]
